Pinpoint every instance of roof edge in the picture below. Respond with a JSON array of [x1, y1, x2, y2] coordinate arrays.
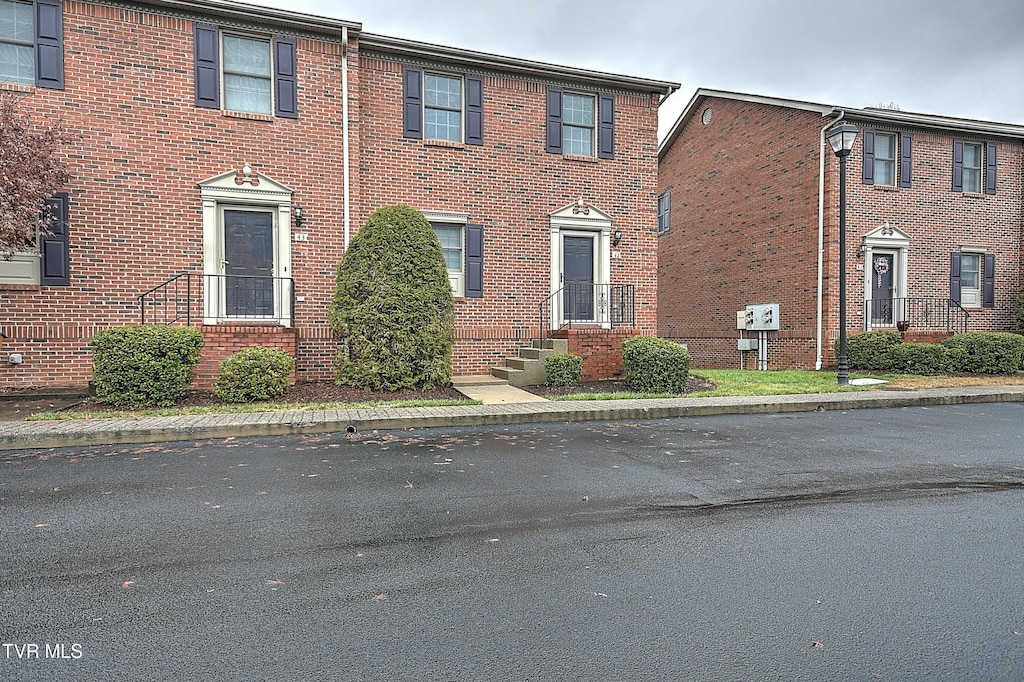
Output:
[[139, 0, 361, 33], [359, 32, 679, 96]]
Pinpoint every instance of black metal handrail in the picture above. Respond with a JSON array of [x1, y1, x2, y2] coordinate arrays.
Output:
[[139, 273, 295, 326], [538, 283, 635, 340], [863, 296, 969, 335]]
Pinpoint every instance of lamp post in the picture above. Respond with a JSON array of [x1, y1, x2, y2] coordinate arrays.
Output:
[[826, 122, 859, 386]]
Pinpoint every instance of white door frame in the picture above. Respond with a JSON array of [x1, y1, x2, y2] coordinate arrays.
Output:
[[548, 201, 613, 330]]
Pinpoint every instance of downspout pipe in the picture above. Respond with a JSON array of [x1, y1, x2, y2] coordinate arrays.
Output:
[[342, 26, 352, 249], [816, 111, 844, 370]]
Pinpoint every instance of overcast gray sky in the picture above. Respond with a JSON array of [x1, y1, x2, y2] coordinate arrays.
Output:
[[240, 0, 1024, 140]]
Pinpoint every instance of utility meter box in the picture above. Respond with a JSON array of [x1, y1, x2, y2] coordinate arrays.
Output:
[[736, 310, 747, 330], [745, 303, 779, 331], [737, 338, 759, 351]]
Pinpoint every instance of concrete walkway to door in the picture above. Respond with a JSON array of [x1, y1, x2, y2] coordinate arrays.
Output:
[[451, 375, 548, 404]]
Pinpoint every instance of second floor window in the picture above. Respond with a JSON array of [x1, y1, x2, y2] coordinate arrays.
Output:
[[562, 93, 595, 156], [873, 133, 896, 186], [657, 193, 670, 234], [961, 142, 982, 193], [424, 73, 462, 142], [0, 0, 33, 85], [223, 34, 272, 115]]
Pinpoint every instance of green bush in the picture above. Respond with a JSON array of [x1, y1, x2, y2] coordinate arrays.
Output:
[[329, 204, 455, 390], [621, 336, 691, 393], [882, 343, 951, 375], [839, 330, 903, 371], [942, 332, 1024, 374], [213, 347, 295, 403], [544, 353, 583, 386], [91, 325, 203, 406]]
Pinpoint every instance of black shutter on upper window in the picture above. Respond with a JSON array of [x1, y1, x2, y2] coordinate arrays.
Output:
[[983, 254, 995, 308], [273, 37, 298, 118], [598, 94, 615, 159], [861, 129, 874, 184], [40, 193, 70, 286], [899, 134, 913, 188], [194, 24, 220, 109], [985, 142, 997, 195], [949, 252, 961, 303], [952, 139, 964, 192], [546, 88, 563, 154], [465, 75, 483, 145], [465, 224, 484, 298], [34, 0, 64, 89], [403, 67, 423, 139]]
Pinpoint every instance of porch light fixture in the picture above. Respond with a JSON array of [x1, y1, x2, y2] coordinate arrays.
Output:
[[612, 229, 622, 246], [825, 121, 858, 386], [293, 205, 305, 227]]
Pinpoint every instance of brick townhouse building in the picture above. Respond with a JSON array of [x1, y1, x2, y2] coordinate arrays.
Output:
[[657, 89, 1024, 370], [0, 0, 677, 391]]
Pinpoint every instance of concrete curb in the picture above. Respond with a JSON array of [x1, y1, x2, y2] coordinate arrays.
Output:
[[1, 385, 1022, 451]]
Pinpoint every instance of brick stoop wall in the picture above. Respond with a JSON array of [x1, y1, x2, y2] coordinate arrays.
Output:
[[901, 330, 953, 344], [552, 327, 635, 381], [192, 326, 298, 390]]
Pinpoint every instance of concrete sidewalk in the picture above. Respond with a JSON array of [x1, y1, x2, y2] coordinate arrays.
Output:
[[1, 384, 1022, 451]]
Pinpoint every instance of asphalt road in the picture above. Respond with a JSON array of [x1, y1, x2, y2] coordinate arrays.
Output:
[[2, 404, 1023, 681]]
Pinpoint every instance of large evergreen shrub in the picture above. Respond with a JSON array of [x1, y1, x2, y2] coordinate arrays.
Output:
[[329, 204, 455, 390], [90, 325, 203, 406], [214, 346, 295, 403], [621, 336, 691, 393], [942, 332, 1024, 374], [883, 343, 951, 375]]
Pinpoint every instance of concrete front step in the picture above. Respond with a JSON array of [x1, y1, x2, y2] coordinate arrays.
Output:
[[490, 338, 570, 387], [452, 374, 510, 387]]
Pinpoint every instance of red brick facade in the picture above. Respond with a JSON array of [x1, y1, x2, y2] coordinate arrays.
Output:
[[658, 91, 1024, 370], [0, 0, 675, 391]]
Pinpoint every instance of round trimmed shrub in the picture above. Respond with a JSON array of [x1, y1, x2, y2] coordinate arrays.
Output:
[[329, 205, 454, 390], [941, 332, 1024, 374], [622, 336, 691, 394], [91, 325, 204, 407], [544, 353, 583, 386], [839, 330, 902, 371], [214, 346, 295, 403]]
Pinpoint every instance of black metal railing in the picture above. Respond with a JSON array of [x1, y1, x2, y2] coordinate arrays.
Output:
[[139, 273, 295, 326], [863, 297, 969, 335], [538, 283, 635, 340]]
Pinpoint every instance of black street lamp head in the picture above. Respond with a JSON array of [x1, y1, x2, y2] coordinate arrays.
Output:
[[826, 122, 859, 157]]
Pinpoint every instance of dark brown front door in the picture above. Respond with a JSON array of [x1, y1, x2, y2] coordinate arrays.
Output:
[[224, 210, 274, 317], [563, 235, 594, 321]]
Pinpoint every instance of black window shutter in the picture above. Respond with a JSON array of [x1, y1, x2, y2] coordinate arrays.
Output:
[[273, 37, 298, 118], [949, 252, 961, 303], [952, 139, 964, 192], [899, 133, 913, 188], [861, 129, 874, 184], [40, 193, 70, 286], [598, 94, 615, 159], [983, 254, 995, 308], [34, 0, 64, 89], [465, 224, 484, 298], [546, 87, 562, 154], [403, 67, 423, 139], [194, 24, 220, 109], [985, 142, 997, 195], [465, 75, 483, 145]]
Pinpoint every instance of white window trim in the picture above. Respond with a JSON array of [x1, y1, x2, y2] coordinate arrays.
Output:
[[562, 91, 597, 157], [423, 72, 464, 143], [423, 209, 468, 297], [198, 169, 293, 326], [221, 31, 274, 116], [962, 141, 983, 194], [959, 245, 986, 308]]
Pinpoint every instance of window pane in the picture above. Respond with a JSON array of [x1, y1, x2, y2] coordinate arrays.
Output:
[[875, 134, 895, 160], [563, 93, 594, 126], [432, 225, 462, 271], [962, 143, 981, 169], [563, 125, 592, 156], [963, 167, 981, 193], [875, 158, 895, 186], [425, 108, 461, 141], [223, 35, 271, 76], [961, 254, 980, 288], [0, 0, 34, 42], [0, 42, 32, 83], [425, 74, 461, 109], [225, 74, 272, 114]]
